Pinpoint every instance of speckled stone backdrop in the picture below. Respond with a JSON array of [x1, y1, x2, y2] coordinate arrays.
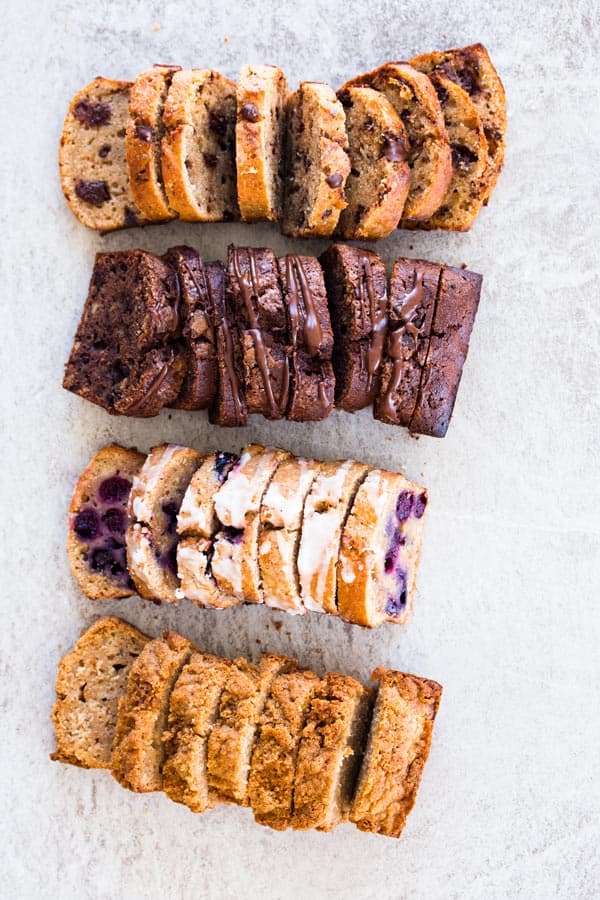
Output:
[[2, 0, 599, 897]]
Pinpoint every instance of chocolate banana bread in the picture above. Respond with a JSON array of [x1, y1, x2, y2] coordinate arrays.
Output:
[[207, 260, 248, 427]]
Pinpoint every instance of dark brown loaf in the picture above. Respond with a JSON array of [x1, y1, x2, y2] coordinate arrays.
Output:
[[208, 260, 248, 427]]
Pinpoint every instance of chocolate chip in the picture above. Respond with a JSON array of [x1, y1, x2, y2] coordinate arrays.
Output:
[[135, 123, 153, 142], [203, 152, 218, 168], [240, 102, 260, 122], [98, 144, 111, 158], [124, 207, 141, 227], [381, 134, 407, 163], [326, 172, 343, 188], [209, 110, 228, 136], [337, 89, 352, 109], [75, 180, 111, 206], [73, 101, 111, 127], [451, 143, 479, 170]]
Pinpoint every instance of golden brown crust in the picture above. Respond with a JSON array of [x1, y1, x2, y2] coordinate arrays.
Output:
[[236, 65, 288, 221], [51, 617, 149, 769], [111, 631, 195, 792], [126, 65, 180, 222], [350, 670, 442, 837]]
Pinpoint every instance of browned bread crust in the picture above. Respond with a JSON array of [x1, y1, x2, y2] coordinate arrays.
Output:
[[111, 631, 195, 792], [337, 86, 411, 239], [236, 65, 288, 221], [126, 65, 180, 221], [161, 69, 239, 222], [410, 43, 506, 204], [282, 82, 350, 237], [50, 617, 149, 769], [59, 77, 145, 232], [67, 444, 146, 600], [350, 669, 442, 837]]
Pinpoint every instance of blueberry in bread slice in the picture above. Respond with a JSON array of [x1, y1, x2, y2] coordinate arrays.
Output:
[[59, 77, 145, 232], [277, 254, 336, 421], [297, 460, 371, 615], [176, 452, 239, 607], [50, 617, 149, 769], [409, 265, 482, 437], [406, 74, 489, 231], [282, 82, 350, 237], [341, 63, 451, 222], [292, 673, 373, 831], [162, 652, 232, 812], [126, 65, 180, 222], [410, 43, 506, 204], [161, 69, 239, 221], [248, 668, 320, 830], [227, 246, 289, 420], [206, 260, 248, 427], [111, 631, 195, 792], [336, 86, 411, 240], [374, 258, 442, 426], [236, 65, 288, 222], [62, 249, 185, 417], [258, 456, 323, 615], [350, 669, 442, 837], [162, 246, 218, 410], [126, 444, 204, 601], [207, 654, 297, 804], [319, 243, 388, 412], [67, 444, 146, 600], [211, 445, 291, 604], [337, 469, 428, 627]]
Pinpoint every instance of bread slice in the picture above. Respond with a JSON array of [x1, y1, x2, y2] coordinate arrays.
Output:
[[374, 258, 442, 426], [211, 446, 291, 604], [207, 260, 248, 427], [258, 457, 323, 614], [236, 65, 288, 221], [337, 469, 428, 627], [248, 669, 320, 830], [277, 254, 336, 421], [62, 249, 185, 417], [126, 444, 204, 601], [51, 617, 149, 769], [341, 63, 451, 221], [176, 452, 239, 606], [59, 77, 145, 232], [68, 445, 146, 600], [207, 654, 296, 804], [408, 74, 488, 231], [162, 246, 218, 410], [297, 460, 371, 614], [292, 673, 373, 831], [350, 669, 442, 837], [282, 82, 350, 237], [319, 244, 388, 412], [227, 246, 289, 419], [126, 65, 180, 221], [410, 43, 506, 203], [336, 86, 411, 239], [161, 69, 239, 221], [409, 266, 482, 437], [111, 631, 195, 792], [162, 652, 232, 812]]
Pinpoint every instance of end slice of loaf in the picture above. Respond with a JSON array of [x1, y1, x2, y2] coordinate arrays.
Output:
[[51, 617, 149, 769], [292, 673, 373, 831], [126, 444, 204, 601], [162, 652, 232, 812], [59, 77, 145, 231], [67, 444, 146, 600], [236, 65, 288, 221], [341, 63, 451, 222], [111, 631, 195, 792], [126, 65, 180, 221], [337, 86, 411, 239], [282, 82, 350, 237], [162, 69, 239, 221], [350, 669, 442, 837]]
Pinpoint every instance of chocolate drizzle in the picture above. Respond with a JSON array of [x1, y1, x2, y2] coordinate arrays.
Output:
[[286, 255, 323, 356], [231, 248, 288, 417], [120, 363, 171, 414], [357, 255, 388, 381], [378, 271, 424, 419]]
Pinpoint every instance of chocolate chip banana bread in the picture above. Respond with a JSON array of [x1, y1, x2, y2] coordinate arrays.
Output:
[[62, 249, 185, 417]]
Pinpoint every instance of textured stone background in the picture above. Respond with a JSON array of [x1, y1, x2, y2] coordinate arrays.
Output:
[[2, 0, 600, 897]]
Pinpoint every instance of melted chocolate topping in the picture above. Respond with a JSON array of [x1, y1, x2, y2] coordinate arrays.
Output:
[[121, 363, 171, 414], [379, 271, 425, 419], [357, 255, 388, 380], [285, 256, 323, 357]]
